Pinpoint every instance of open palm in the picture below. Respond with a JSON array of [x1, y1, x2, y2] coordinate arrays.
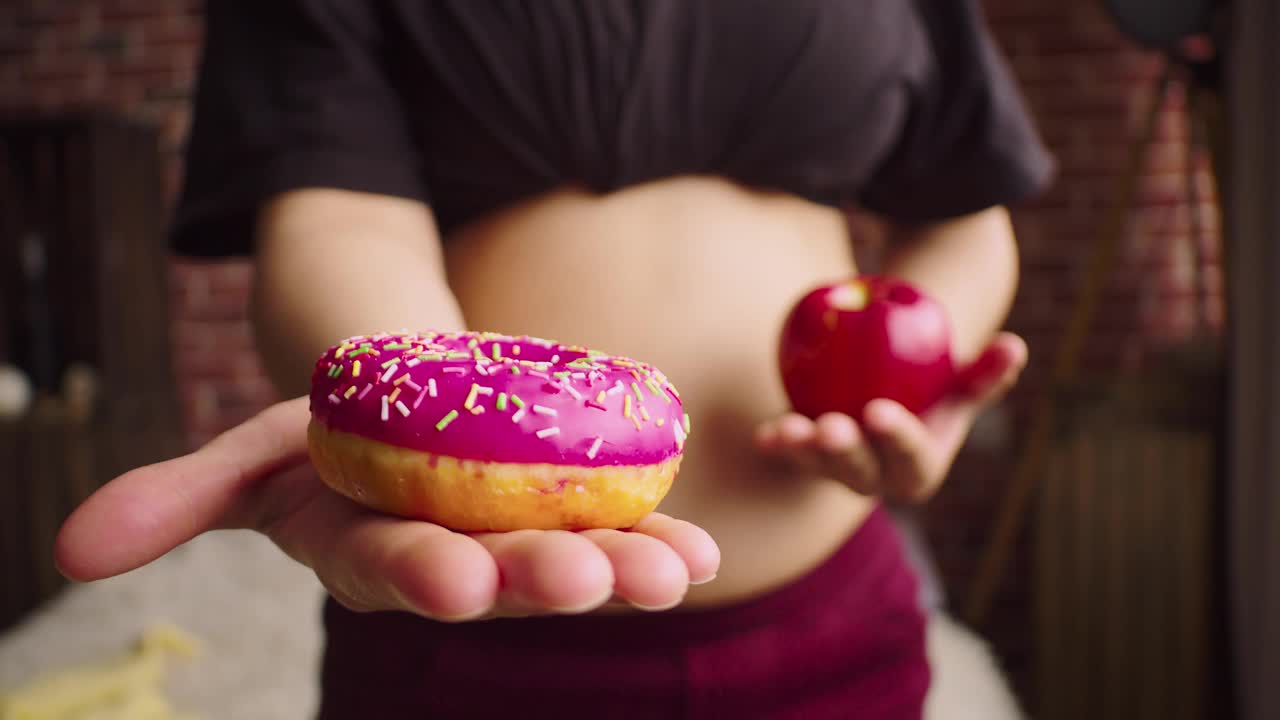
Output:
[[755, 332, 1028, 502], [55, 397, 720, 620]]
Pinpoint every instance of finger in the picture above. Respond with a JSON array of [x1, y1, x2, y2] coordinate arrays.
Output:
[[747, 412, 778, 445], [629, 512, 720, 585], [776, 413, 818, 446], [757, 413, 827, 473], [813, 412, 882, 495], [270, 489, 500, 621], [55, 398, 311, 581], [863, 399, 937, 502], [753, 419, 782, 451], [469, 530, 615, 615], [578, 529, 688, 610], [813, 412, 857, 451]]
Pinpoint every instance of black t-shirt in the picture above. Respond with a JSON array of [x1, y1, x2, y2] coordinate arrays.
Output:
[[171, 0, 1055, 257]]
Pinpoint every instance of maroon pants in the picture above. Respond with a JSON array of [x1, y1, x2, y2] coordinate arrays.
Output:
[[317, 505, 929, 719]]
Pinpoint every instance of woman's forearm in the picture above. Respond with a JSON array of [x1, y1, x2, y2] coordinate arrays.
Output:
[[251, 189, 467, 397], [878, 206, 1019, 366]]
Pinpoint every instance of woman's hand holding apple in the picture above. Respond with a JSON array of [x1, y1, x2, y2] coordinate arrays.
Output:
[[755, 275, 1026, 502]]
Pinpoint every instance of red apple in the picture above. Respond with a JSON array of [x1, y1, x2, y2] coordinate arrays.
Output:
[[778, 275, 956, 419]]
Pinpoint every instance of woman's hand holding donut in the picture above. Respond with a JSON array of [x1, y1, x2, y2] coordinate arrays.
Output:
[[55, 397, 720, 621], [753, 332, 1027, 502]]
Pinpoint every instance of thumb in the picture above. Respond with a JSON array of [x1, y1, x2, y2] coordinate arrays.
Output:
[[951, 332, 1028, 406], [55, 397, 311, 581]]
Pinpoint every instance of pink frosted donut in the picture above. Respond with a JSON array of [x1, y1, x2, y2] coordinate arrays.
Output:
[[306, 330, 689, 531]]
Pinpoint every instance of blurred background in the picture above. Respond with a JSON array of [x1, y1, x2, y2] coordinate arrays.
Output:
[[0, 0, 1275, 719]]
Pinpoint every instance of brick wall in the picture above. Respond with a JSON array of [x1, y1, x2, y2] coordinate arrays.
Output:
[[168, 261, 277, 448], [0, 1, 202, 197], [1, 0, 1223, 706]]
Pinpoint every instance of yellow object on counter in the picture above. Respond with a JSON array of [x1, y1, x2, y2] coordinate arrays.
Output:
[[0, 624, 200, 720]]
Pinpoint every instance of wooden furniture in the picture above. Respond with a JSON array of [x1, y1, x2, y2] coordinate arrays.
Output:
[[0, 113, 185, 632], [1034, 355, 1224, 720]]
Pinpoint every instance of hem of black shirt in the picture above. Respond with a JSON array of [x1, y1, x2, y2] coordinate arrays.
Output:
[[169, 148, 428, 259], [859, 141, 1058, 223]]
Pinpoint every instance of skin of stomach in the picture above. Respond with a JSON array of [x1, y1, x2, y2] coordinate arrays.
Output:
[[444, 175, 877, 608]]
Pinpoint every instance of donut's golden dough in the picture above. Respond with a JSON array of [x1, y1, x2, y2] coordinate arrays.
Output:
[[308, 420, 679, 531]]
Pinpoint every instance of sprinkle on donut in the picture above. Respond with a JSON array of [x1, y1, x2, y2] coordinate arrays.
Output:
[[309, 331, 689, 466]]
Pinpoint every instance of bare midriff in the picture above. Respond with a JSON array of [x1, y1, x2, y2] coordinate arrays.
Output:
[[443, 175, 875, 608]]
